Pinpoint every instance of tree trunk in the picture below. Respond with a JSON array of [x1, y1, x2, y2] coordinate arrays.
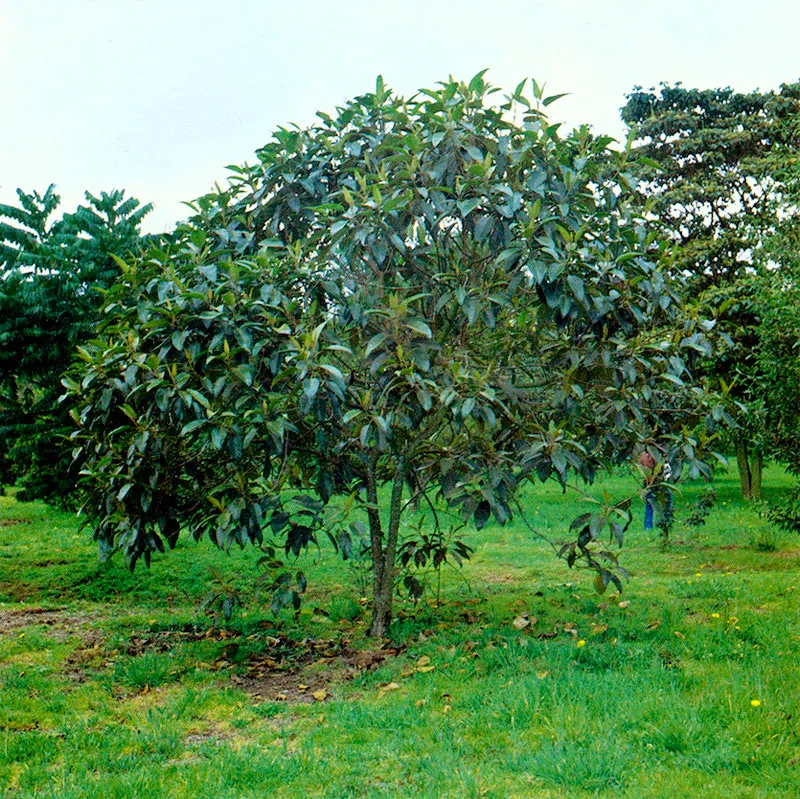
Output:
[[735, 437, 752, 500], [367, 459, 405, 638], [365, 460, 387, 637], [751, 452, 763, 500]]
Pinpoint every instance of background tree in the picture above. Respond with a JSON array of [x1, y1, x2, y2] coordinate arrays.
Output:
[[68, 76, 720, 636], [621, 82, 800, 499], [0, 187, 152, 502], [755, 240, 800, 532]]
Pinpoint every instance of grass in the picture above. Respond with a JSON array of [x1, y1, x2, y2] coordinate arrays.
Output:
[[1, 466, 800, 797]]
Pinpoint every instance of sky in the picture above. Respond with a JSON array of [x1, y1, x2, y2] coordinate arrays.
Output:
[[2, 0, 799, 233]]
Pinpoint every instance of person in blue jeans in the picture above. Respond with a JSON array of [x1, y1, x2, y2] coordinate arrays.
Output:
[[639, 451, 673, 530]]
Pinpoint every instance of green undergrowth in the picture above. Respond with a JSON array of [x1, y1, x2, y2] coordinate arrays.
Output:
[[1, 467, 799, 798]]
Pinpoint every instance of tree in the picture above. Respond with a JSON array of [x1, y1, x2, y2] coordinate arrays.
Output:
[[620, 82, 800, 499], [754, 254, 800, 532], [67, 75, 719, 636], [0, 187, 152, 503]]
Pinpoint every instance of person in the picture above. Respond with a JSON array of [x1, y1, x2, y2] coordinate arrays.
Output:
[[638, 451, 673, 531], [638, 451, 657, 530]]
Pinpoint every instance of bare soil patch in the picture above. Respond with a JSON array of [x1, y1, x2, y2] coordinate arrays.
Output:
[[123, 623, 220, 656], [230, 635, 403, 704], [0, 606, 73, 633], [0, 606, 107, 681], [773, 547, 800, 560], [62, 631, 107, 681], [115, 625, 404, 703], [0, 582, 38, 602]]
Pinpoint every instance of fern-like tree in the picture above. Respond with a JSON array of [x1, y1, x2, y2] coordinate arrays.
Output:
[[0, 187, 152, 502], [68, 76, 720, 636]]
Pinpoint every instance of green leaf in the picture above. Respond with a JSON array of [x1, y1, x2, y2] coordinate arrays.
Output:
[[543, 92, 569, 107], [186, 389, 211, 409], [406, 319, 432, 338], [457, 198, 482, 216], [198, 263, 218, 282], [365, 332, 387, 358], [566, 275, 585, 304], [181, 419, 206, 435], [474, 500, 491, 530], [320, 363, 344, 381]]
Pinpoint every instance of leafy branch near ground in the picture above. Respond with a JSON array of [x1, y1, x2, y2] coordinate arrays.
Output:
[[684, 488, 718, 528]]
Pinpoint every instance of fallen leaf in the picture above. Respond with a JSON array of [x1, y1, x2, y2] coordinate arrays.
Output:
[[673, 631, 685, 639], [275, 692, 288, 701], [618, 600, 630, 609], [312, 689, 327, 702], [376, 681, 402, 699], [416, 666, 435, 673], [297, 683, 309, 692], [442, 704, 452, 713], [416, 656, 431, 668], [513, 615, 531, 630], [536, 671, 550, 679], [590, 623, 608, 636], [414, 699, 427, 708]]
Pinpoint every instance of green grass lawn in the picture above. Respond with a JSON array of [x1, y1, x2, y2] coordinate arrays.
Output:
[[2, 467, 800, 798]]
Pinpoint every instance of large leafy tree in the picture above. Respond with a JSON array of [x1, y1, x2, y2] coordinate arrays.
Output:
[[0, 187, 152, 502], [68, 76, 719, 636], [620, 82, 800, 499], [754, 241, 800, 530]]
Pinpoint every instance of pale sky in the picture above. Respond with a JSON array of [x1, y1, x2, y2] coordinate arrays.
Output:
[[2, 0, 799, 233]]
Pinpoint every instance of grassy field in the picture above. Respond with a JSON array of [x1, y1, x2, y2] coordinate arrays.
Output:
[[2, 467, 800, 798]]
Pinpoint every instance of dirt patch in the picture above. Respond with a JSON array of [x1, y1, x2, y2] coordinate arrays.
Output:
[[118, 626, 403, 704], [62, 631, 107, 682], [482, 572, 524, 585], [0, 606, 107, 681], [0, 606, 102, 641], [124, 624, 221, 656], [229, 635, 403, 704], [0, 606, 73, 633], [773, 548, 800, 560], [0, 582, 38, 602], [0, 518, 31, 527]]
